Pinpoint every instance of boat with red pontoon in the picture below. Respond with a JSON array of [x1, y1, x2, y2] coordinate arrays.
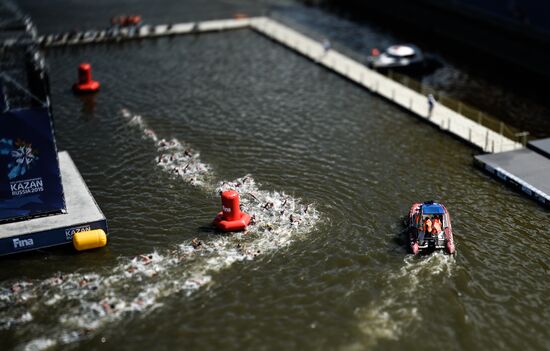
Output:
[[406, 201, 455, 255]]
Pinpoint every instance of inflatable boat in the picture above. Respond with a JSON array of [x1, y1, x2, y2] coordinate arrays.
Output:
[[406, 201, 455, 255]]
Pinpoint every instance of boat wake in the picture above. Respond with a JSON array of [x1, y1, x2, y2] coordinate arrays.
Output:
[[344, 252, 455, 350], [0, 109, 319, 350]]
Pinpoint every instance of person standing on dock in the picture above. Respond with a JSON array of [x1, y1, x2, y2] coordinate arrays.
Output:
[[427, 94, 436, 118], [318, 38, 331, 62], [322, 38, 331, 53]]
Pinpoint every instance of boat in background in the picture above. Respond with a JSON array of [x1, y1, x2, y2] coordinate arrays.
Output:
[[367, 44, 441, 75]]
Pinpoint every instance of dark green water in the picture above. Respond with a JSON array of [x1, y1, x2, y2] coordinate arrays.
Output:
[[1, 1, 550, 350]]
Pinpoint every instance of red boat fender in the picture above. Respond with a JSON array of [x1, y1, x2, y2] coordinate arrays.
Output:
[[213, 190, 251, 232], [73, 63, 100, 94], [411, 242, 419, 255], [445, 228, 455, 254]]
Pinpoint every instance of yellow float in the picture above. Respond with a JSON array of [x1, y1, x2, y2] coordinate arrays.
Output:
[[73, 229, 107, 251]]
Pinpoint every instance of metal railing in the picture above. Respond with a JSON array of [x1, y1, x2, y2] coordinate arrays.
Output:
[[266, 13, 530, 147], [387, 70, 530, 146]]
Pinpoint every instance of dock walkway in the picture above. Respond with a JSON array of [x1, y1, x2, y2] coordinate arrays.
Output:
[[475, 149, 550, 207]]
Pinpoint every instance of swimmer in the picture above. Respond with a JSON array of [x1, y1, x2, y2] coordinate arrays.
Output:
[[102, 302, 112, 314], [11, 283, 23, 294], [139, 254, 153, 265], [191, 238, 202, 250], [263, 202, 274, 210], [52, 275, 64, 285], [290, 214, 299, 224]]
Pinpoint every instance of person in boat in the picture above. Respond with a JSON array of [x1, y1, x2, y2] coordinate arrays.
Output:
[[432, 215, 443, 239], [424, 216, 433, 236]]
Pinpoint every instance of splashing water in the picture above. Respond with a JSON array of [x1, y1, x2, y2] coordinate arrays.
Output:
[[121, 108, 211, 187], [1, 109, 319, 350]]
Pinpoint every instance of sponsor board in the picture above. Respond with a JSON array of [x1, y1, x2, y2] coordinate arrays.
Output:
[[0, 107, 65, 221]]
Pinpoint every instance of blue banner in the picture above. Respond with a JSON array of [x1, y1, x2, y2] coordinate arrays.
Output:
[[0, 107, 65, 221]]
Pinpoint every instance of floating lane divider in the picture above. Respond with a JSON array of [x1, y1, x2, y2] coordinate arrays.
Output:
[[0, 109, 319, 349], [36, 18, 253, 48]]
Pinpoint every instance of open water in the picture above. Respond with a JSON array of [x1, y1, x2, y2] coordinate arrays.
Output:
[[1, 1, 549, 350]]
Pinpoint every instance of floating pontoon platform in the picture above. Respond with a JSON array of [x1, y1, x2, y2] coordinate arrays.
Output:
[[528, 137, 550, 159], [474, 148, 550, 208], [0, 151, 108, 256]]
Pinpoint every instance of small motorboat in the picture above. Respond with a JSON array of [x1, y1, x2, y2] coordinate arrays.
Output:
[[406, 201, 455, 255], [367, 44, 436, 74]]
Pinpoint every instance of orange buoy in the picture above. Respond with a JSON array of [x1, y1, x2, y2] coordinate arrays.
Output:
[[213, 190, 251, 232], [73, 63, 100, 94]]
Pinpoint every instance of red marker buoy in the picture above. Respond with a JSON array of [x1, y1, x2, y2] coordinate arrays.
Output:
[[213, 190, 251, 232], [73, 63, 100, 94]]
